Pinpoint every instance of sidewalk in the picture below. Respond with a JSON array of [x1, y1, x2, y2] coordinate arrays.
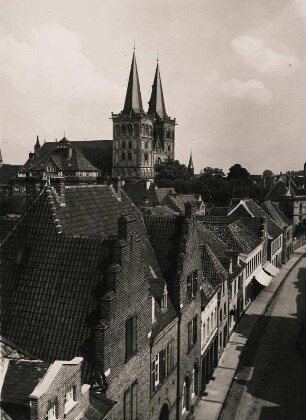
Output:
[[194, 245, 306, 420]]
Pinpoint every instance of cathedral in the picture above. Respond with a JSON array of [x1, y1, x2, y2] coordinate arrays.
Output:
[[111, 51, 176, 179]]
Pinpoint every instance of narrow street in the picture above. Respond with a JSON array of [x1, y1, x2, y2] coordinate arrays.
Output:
[[219, 256, 306, 420]]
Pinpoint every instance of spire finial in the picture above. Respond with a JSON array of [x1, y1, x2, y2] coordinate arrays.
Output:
[[133, 41, 135, 52], [157, 50, 159, 62]]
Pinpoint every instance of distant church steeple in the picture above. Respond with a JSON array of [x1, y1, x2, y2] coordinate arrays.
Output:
[[122, 51, 144, 115], [34, 135, 41, 157], [188, 151, 194, 175]]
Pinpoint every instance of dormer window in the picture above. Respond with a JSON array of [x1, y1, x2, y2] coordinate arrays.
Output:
[[47, 166, 56, 172]]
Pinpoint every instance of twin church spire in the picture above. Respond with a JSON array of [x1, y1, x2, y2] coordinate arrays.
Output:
[[112, 50, 175, 180], [122, 52, 168, 119]]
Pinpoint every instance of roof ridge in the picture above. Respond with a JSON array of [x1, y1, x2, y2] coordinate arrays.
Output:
[[45, 187, 63, 235]]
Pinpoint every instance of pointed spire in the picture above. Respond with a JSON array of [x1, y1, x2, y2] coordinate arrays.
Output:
[[188, 150, 194, 170], [148, 60, 168, 119], [122, 51, 144, 115], [35, 135, 40, 147]]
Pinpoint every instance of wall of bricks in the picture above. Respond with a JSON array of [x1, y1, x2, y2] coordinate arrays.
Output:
[[30, 361, 89, 420], [149, 319, 178, 420]]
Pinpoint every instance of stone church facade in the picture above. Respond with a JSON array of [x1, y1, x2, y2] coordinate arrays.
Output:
[[112, 52, 176, 179]]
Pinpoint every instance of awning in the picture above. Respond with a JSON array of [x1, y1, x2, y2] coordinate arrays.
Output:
[[264, 263, 280, 277], [255, 270, 273, 287]]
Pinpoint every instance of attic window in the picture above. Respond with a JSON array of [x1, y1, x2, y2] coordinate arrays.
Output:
[[47, 166, 56, 172]]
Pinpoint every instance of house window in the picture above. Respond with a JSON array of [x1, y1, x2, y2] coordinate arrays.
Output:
[[161, 285, 168, 309], [192, 363, 199, 397], [152, 340, 175, 393], [188, 316, 197, 352], [187, 270, 198, 301], [126, 315, 137, 360], [14, 183, 20, 192], [46, 166, 55, 172], [64, 386, 76, 414], [182, 376, 191, 413], [46, 405, 57, 420], [124, 381, 138, 420]]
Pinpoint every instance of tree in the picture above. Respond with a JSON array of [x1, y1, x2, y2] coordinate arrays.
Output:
[[227, 164, 250, 180], [154, 158, 191, 184], [202, 167, 225, 177]]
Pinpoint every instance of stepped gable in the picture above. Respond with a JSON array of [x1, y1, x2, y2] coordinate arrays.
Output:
[[0, 185, 166, 362], [260, 200, 292, 228]]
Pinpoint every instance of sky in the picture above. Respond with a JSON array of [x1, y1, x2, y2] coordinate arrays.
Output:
[[0, 0, 305, 174]]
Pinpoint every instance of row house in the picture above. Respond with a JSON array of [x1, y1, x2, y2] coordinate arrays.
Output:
[[260, 200, 293, 263], [1, 183, 207, 420]]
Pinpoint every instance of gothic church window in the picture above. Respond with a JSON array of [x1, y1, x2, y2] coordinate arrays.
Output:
[[114, 125, 121, 137], [144, 152, 148, 162], [145, 125, 149, 136], [122, 140, 126, 149], [122, 152, 126, 161], [133, 124, 139, 137], [121, 125, 127, 137], [128, 141, 132, 149], [128, 152, 132, 161], [128, 124, 133, 137], [149, 126, 152, 136]]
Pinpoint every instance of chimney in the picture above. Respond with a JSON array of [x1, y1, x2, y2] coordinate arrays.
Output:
[[184, 202, 196, 219], [118, 214, 136, 241], [110, 177, 124, 201]]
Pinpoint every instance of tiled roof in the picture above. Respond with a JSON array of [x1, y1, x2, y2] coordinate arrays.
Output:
[[0, 196, 28, 216], [82, 391, 116, 419], [196, 222, 229, 258], [23, 140, 112, 175], [199, 218, 262, 254], [0, 218, 18, 243], [144, 216, 182, 276], [0, 185, 165, 363], [200, 244, 228, 289], [0, 165, 22, 185], [1, 337, 36, 360], [123, 182, 160, 207], [210, 207, 229, 216], [265, 180, 290, 201], [229, 199, 283, 240], [260, 201, 292, 228], [1, 360, 50, 405]]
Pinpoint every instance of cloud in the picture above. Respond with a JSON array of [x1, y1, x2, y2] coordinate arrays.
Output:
[[220, 78, 273, 105], [0, 23, 121, 103], [231, 35, 299, 74]]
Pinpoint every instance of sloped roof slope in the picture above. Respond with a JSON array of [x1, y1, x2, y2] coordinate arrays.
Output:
[[0, 186, 165, 363]]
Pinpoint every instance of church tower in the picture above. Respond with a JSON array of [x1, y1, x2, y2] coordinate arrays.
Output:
[[148, 60, 176, 165], [112, 51, 154, 179]]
